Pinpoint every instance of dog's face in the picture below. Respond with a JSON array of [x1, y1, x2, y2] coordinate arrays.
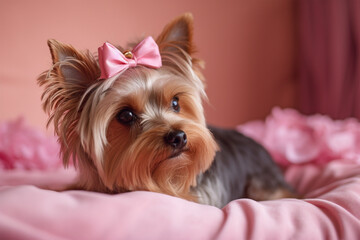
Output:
[[38, 13, 218, 200]]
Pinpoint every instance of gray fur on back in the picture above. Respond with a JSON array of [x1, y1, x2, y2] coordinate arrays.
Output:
[[191, 126, 292, 208]]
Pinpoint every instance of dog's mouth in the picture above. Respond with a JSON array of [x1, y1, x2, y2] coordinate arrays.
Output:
[[168, 148, 189, 159], [151, 148, 190, 175]]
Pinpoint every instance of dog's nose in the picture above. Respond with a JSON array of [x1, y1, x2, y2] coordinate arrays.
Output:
[[164, 130, 187, 149]]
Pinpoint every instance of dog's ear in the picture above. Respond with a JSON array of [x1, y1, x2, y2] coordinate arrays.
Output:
[[156, 13, 205, 83], [46, 39, 100, 86], [48, 39, 78, 64], [38, 39, 100, 121], [156, 13, 194, 56], [38, 39, 100, 130], [38, 39, 100, 122]]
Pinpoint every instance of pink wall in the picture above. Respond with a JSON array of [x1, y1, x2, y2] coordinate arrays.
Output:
[[0, 0, 297, 132]]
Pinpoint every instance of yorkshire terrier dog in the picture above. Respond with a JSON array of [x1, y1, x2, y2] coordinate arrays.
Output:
[[38, 13, 294, 208]]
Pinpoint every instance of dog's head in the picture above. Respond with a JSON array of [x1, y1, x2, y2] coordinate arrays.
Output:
[[38, 13, 218, 200]]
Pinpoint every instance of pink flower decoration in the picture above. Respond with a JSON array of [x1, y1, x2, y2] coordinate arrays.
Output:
[[0, 118, 62, 170], [238, 107, 360, 167]]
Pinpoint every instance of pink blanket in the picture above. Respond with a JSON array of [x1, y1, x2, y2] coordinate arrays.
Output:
[[1, 109, 360, 239]]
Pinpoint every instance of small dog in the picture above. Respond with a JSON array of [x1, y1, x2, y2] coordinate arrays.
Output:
[[38, 13, 294, 208]]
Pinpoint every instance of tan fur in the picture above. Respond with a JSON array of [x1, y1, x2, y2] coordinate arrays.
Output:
[[38, 13, 218, 201], [248, 187, 298, 201]]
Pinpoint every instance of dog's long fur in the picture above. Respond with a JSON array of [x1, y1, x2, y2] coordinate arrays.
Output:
[[38, 13, 294, 207]]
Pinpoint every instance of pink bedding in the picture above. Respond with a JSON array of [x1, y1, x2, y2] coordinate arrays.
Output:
[[1, 108, 360, 239]]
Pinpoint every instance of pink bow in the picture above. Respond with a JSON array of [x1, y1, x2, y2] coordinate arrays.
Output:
[[98, 36, 162, 79]]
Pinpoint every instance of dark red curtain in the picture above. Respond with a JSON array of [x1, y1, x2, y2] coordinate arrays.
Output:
[[298, 0, 360, 119]]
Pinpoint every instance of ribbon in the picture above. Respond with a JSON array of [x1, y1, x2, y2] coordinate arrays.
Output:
[[98, 36, 162, 79]]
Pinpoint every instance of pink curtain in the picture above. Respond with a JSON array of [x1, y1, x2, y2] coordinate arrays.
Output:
[[298, 0, 360, 119]]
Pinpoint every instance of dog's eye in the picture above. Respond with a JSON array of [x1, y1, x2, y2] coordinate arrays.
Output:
[[116, 109, 137, 125], [171, 96, 180, 112]]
